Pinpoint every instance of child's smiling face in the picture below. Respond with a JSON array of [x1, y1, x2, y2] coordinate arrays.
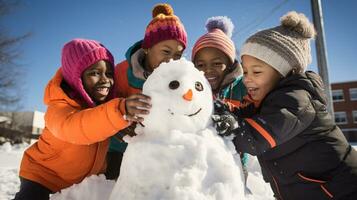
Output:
[[145, 39, 184, 72], [82, 60, 114, 104], [242, 55, 282, 102], [193, 47, 231, 93]]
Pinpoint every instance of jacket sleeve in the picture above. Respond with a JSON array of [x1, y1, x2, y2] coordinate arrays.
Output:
[[232, 89, 316, 156], [45, 98, 129, 145]]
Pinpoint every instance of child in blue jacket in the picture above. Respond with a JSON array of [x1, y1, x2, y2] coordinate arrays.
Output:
[[191, 16, 249, 181]]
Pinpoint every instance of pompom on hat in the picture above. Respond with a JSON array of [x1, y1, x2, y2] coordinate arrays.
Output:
[[240, 11, 316, 77], [142, 3, 187, 50], [61, 38, 114, 107], [192, 16, 236, 65]]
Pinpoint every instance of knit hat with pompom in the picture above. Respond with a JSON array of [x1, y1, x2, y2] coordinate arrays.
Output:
[[142, 3, 187, 49], [192, 16, 236, 65], [241, 11, 316, 77], [61, 38, 114, 107]]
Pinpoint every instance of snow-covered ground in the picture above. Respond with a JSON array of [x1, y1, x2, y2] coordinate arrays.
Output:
[[1, 142, 356, 200], [0, 142, 28, 200], [0, 142, 273, 200]]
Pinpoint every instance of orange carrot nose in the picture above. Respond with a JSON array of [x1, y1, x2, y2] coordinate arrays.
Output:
[[183, 89, 193, 101]]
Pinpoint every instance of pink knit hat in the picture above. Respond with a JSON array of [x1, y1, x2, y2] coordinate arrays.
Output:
[[142, 3, 187, 49], [192, 16, 236, 65], [61, 38, 114, 107]]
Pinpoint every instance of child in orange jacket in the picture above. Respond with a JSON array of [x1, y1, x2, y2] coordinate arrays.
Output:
[[14, 38, 151, 200]]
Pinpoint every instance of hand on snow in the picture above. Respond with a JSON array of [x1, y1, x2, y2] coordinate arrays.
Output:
[[124, 93, 151, 123], [212, 114, 239, 136], [212, 100, 239, 137]]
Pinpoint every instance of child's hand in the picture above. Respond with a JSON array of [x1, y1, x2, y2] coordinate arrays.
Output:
[[212, 113, 239, 137], [124, 94, 151, 123], [213, 100, 231, 114], [212, 100, 239, 136]]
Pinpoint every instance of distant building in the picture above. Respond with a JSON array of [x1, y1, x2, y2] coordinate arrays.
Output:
[[0, 111, 44, 144], [331, 81, 357, 142]]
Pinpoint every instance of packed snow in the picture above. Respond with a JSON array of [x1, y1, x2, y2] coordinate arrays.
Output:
[[110, 59, 246, 199]]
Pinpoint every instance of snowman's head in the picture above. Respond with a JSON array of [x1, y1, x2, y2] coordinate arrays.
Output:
[[141, 58, 213, 134]]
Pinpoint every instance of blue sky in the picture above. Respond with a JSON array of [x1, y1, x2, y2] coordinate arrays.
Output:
[[4, 0, 357, 112]]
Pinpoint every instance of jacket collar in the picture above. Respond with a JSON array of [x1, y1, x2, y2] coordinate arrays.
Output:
[[44, 68, 81, 108]]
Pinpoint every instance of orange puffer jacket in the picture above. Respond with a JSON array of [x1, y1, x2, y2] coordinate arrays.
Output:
[[19, 69, 129, 192]]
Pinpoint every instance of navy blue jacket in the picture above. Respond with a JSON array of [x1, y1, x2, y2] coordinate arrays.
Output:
[[231, 71, 357, 200]]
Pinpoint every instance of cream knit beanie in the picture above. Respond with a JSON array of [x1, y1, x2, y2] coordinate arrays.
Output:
[[241, 11, 316, 77]]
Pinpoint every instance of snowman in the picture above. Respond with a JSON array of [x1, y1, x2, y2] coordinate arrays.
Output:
[[109, 58, 246, 200]]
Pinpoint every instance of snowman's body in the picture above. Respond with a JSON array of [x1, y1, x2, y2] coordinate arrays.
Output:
[[109, 58, 245, 200]]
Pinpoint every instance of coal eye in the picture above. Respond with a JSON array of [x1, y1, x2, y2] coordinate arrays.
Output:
[[169, 80, 180, 90], [195, 81, 203, 91]]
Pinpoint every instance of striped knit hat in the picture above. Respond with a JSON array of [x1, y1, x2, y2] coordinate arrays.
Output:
[[241, 11, 316, 77], [192, 16, 236, 65], [142, 3, 187, 49], [61, 38, 114, 107]]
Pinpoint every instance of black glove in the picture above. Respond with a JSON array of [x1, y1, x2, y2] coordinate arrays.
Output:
[[213, 99, 231, 115], [212, 100, 239, 137]]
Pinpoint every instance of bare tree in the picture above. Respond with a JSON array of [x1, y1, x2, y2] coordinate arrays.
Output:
[[0, 0, 29, 111]]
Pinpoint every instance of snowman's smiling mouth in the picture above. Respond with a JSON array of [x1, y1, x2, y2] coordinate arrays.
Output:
[[186, 108, 202, 117], [168, 108, 202, 117]]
